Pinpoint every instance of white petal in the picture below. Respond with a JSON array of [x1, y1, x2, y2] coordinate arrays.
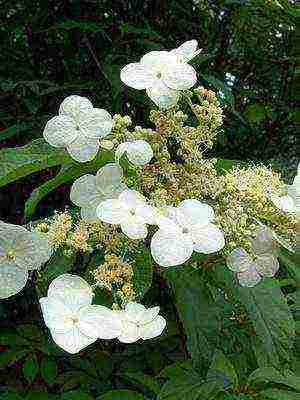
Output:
[[146, 80, 179, 109], [270, 194, 295, 213], [50, 326, 96, 354], [116, 140, 153, 166], [118, 189, 146, 208], [39, 297, 73, 333], [43, 115, 77, 147], [81, 206, 98, 222], [47, 274, 93, 312], [95, 163, 125, 196], [236, 266, 262, 288], [163, 63, 197, 90], [250, 226, 276, 255], [192, 223, 225, 254], [124, 302, 147, 324], [227, 247, 253, 273], [79, 108, 112, 139], [255, 254, 279, 277], [140, 315, 166, 340], [0, 262, 28, 299], [59, 95, 93, 120], [169, 40, 201, 62], [66, 136, 100, 163], [140, 51, 176, 70], [178, 199, 215, 227], [97, 199, 127, 224], [77, 305, 122, 339], [120, 63, 155, 89], [150, 229, 193, 267], [121, 218, 148, 239], [70, 174, 98, 207], [117, 318, 140, 343]]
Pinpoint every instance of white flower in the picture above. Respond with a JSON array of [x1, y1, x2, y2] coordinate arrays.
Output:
[[96, 189, 156, 239], [70, 163, 126, 221], [43, 95, 113, 163], [0, 222, 52, 299], [115, 140, 153, 166], [116, 302, 166, 343], [227, 226, 279, 287], [150, 199, 225, 267], [169, 39, 202, 63], [40, 274, 122, 354], [120, 43, 198, 109]]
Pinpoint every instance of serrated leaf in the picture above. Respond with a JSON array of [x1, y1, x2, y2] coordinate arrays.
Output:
[[22, 353, 39, 382], [248, 367, 300, 391], [164, 266, 221, 367], [0, 138, 67, 188], [158, 375, 224, 400], [40, 356, 58, 385], [100, 390, 145, 400], [261, 388, 300, 400], [208, 350, 239, 389], [133, 247, 153, 299]]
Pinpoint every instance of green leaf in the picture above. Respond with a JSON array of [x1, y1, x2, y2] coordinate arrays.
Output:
[[261, 388, 300, 400], [121, 371, 161, 394], [164, 266, 221, 367], [24, 149, 114, 218], [60, 392, 94, 400], [56, 371, 92, 391], [248, 367, 300, 391], [244, 104, 266, 124], [26, 392, 57, 400], [159, 375, 224, 400], [208, 350, 239, 389], [22, 353, 39, 382], [159, 360, 195, 380], [40, 356, 58, 385], [16, 324, 43, 341], [100, 390, 145, 400], [1, 392, 24, 400], [0, 349, 29, 368], [279, 252, 300, 283], [216, 159, 247, 171], [0, 138, 67, 188], [0, 331, 29, 346], [133, 247, 153, 299]]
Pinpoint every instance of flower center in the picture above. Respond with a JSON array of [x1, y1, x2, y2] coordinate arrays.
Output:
[[182, 227, 189, 234], [71, 315, 79, 324], [129, 209, 136, 216], [156, 72, 162, 79], [6, 249, 15, 259]]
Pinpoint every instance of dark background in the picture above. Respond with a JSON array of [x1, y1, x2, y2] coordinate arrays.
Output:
[[0, 0, 298, 223]]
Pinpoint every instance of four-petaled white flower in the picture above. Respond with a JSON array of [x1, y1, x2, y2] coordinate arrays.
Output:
[[96, 189, 156, 239], [40, 274, 122, 354], [43, 95, 113, 163], [169, 39, 202, 64], [227, 226, 279, 287], [150, 199, 225, 267], [70, 163, 126, 221], [120, 41, 198, 109], [270, 162, 300, 220], [116, 302, 166, 343], [0, 222, 53, 299], [115, 140, 154, 166]]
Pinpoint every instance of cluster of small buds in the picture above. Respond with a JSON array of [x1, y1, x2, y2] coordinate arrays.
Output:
[[92, 254, 135, 301], [46, 211, 73, 249], [66, 223, 92, 253], [111, 114, 132, 142]]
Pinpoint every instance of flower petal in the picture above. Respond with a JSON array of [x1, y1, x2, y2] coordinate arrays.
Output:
[[39, 297, 73, 333], [192, 223, 225, 254], [95, 163, 125, 197], [227, 247, 253, 273], [121, 218, 148, 239], [140, 315, 166, 340], [79, 108, 112, 138], [150, 229, 193, 267], [250, 226, 276, 255], [43, 115, 77, 147], [81, 206, 98, 222], [97, 199, 127, 224], [270, 194, 295, 213], [255, 254, 279, 278], [47, 274, 94, 312], [236, 266, 262, 288], [66, 136, 100, 163], [117, 318, 140, 343], [0, 262, 28, 299], [140, 51, 176, 70], [70, 174, 99, 208], [50, 326, 96, 354], [116, 140, 153, 166], [124, 302, 147, 324], [146, 80, 179, 109], [178, 199, 215, 227], [120, 63, 155, 90], [163, 63, 197, 90], [169, 40, 201, 63], [59, 95, 93, 120], [77, 305, 122, 339]]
